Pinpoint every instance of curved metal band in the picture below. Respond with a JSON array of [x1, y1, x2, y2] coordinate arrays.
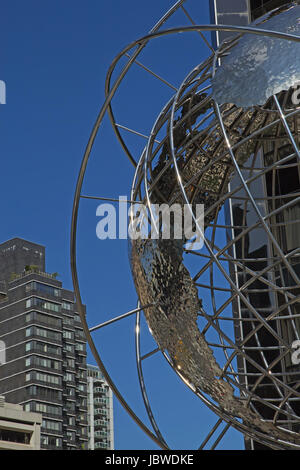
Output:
[[135, 308, 168, 447]]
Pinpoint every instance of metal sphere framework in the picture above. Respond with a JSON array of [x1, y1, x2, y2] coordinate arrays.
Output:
[[71, 1, 300, 450]]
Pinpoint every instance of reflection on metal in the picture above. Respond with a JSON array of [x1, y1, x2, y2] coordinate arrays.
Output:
[[212, 2, 300, 107], [71, 1, 300, 450]]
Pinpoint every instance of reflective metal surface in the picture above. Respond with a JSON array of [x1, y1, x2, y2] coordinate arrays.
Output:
[[212, 2, 300, 107]]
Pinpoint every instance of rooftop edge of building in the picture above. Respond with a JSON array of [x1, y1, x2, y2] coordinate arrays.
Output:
[[0, 237, 46, 282]]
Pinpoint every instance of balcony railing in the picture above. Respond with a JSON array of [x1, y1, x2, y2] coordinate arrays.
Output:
[[94, 397, 108, 405], [94, 408, 108, 416], [95, 441, 109, 449], [94, 430, 108, 438], [94, 419, 108, 427], [94, 386, 107, 394], [9, 269, 59, 283]]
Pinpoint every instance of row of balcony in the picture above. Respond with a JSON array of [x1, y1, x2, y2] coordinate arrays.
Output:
[[94, 386, 108, 394], [93, 397, 109, 405], [94, 441, 110, 449], [94, 419, 109, 427], [94, 408, 108, 416], [94, 430, 108, 438]]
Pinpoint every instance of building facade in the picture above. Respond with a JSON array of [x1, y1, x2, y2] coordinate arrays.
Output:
[[209, 0, 300, 449], [0, 238, 88, 450], [0, 395, 42, 450], [87, 364, 114, 450]]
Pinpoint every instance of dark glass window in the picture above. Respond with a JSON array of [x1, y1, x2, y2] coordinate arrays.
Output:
[[250, 0, 290, 20], [0, 429, 31, 444], [26, 281, 61, 297], [26, 297, 61, 313], [27, 385, 62, 401], [26, 311, 62, 328]]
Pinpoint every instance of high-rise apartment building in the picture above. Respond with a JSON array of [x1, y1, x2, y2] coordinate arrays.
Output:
[[209, 0, 300, 449], [87, 364, 114, 450], [0, 238, 88, 450]]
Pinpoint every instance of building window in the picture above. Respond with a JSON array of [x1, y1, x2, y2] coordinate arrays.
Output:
[[75, 329, 85, 340], [64, 343, 75, 354], [41, 435, 62, 447], [26, 311, 62, 328], [63, 372, 75, 382], [25, 341, 61, 356], [27, 385, 62, 401], [78, 397, 86, 407], [25, 326, 61, 342], [65, 401, 76, 412], [67, 416, 75, 426], [36, 372, 61, 385], [62, 301, 73, 311], [65, 387, 75, 397], [77, 369, 86, 379], [66, 431, 75, 441], [42, 419, 62, 431], [63, 330, 74, 340], [26, 401, 62, 417], [0, 340, 6, 366], [75, 343, 85, 352], [25, 355, 61, 370], [35, 327, 60, 341], [25, 282, 61, 298], [63, 316, 73, 326], [0, 429, 31, 444], [37, 403, 62, 416], [26, 297, 61, 313], [66, 358, 75, 368], [26, 371, 61, 385], [250, 0, 287, 20]]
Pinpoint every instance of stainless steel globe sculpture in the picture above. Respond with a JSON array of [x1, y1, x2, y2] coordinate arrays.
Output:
[[71, 1, 300, 449]]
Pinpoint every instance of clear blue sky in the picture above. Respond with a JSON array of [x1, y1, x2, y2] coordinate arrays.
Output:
[[0, 0, 243, 450]]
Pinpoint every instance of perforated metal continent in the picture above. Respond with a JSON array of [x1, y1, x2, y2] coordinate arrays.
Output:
[[129, 3, 300, 449]]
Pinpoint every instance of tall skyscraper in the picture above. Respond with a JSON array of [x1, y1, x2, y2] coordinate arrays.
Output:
[[209, 0, 300, 449], [0, 238, 88, 450], [87, 364, 114, 450]]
